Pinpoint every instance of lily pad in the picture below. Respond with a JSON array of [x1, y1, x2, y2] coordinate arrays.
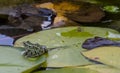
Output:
[[14, 26, 119, 48], [14, 26, 119, 67], [46, 47, 91, 67], [107, 32, 120, 40], [82, 46, 120, 69], [82, 64, 120, 73], [33, 68, 99, 73], [0, 46, 46, 73], [34, 64, 120, 73]]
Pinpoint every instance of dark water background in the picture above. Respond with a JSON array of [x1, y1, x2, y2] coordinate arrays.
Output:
[[0, 25, 33, 46]]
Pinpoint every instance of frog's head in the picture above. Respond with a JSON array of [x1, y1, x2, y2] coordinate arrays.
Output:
[[23, 41, 34, 49]]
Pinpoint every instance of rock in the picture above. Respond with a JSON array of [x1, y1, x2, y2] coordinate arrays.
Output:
[[35, 2, 80, 27], [64, 3, 105, 22], [35, 2, 55, 11], [108, 20, 120, 32], [0, 1, 105, 30], [8, 4, 56, 31], [36, 1, 105, 26]]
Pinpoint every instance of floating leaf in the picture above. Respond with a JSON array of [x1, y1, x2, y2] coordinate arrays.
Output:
[[82, 64, 120, 73], [34, 64, 120, 73], [14, 26, 119, 67], [46, 47, 91, 67], [14, 26, 118, 48], [33, 68, 99, 73], [0, 46, 46, 73], [61, 29, 93, 37], [82, 46, 120, 69], [107, 32, 120, 40]]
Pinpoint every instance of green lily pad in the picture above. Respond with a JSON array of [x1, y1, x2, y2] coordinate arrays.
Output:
[[14, 26, 118, 48], [45, 47, 91, 67], [14, 26, 119, 67], [82, 64, 120, 73], [34, 64, 120, 73], [82, 46, 120, 69], [0, 46, 46, 73], [33, 68, 99, 73], [107, 31, 120, 40]]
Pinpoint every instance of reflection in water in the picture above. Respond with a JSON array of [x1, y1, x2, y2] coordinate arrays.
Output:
[[0, 26, 33, 46], [0, 34, 14, 46]]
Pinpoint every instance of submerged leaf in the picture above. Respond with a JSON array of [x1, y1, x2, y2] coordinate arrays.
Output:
[[82, 37, 120, 50]]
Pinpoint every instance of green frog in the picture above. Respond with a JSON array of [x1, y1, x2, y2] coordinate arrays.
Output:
[[22, 41, 48, 58]]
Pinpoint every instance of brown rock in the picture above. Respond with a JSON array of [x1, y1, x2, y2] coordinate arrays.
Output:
[[8, 4, 56, 31], [64, 4, 105, 22]]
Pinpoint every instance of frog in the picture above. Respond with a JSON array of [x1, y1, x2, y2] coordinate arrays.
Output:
[[22, 41, 48, 58]]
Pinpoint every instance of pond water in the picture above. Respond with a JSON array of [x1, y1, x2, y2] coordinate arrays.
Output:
[[0, 34, 14, 46], [0, 26, 33, 46]]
